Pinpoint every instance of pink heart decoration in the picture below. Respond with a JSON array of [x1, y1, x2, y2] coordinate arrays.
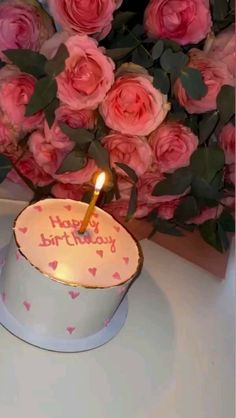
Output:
[[113, 226, 120, 233], [96, 250, 103, 258], [66, 326, 76, 335], [123, 257, 129, 265], [18, 227, 27, 234], [112, 272, 121, 280], [88, 267, 97, 277], [48, 260, 58, 271], [1, 292, 6, 302], [68, 290, 80, 299], [23, 301, 31, 311], [104, 319, 110, 327], [64, 205, 72, 211], [33, 205, 42, 212]]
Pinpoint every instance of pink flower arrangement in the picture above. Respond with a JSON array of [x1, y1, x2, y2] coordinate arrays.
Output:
[[144, 0, 212, 46], [174, 49, 234, 114], [56, 34, 115, 110], [148, 122, 198, 173], [0, 0, 54, 59], [0, 0, 234, 253], [100, 69, 170, 135], [48, 0, 121, 40]]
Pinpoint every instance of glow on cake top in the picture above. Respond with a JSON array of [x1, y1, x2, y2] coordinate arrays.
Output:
[[14, 199, 142, 288]]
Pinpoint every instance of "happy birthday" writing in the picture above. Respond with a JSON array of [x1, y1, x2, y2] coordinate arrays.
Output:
[[38, 215, 117, 253]]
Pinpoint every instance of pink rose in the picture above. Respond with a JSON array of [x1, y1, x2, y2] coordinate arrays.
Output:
[[0, 72, 44, 131], [174, 49, 234, 114], [0, 0, 54, 59], [148, 122, 198, 173], [219, 123, 235, 165], [29, 130, 65, 175], [144, 0, 212, 45], [100, 72, 170, 136], [56, 34, 115, 110], [102, 132, 153, 176], [51, 182, 85, 201], [53, 158, 98, 185], [10, 151, 53, 187], [157, 198, 181, 220], [48, 0, 119, 40], [44, 105, 95, 150], [104, 198, 153, 219], [204, 25, 235, 82], [187, 205, 223, 225]]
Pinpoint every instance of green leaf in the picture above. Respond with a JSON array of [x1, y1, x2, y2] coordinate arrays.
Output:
[[106, 47, 134, 61], [152, 40, 164, 60], [56, 151, 87, 174], [60, 124, 94, 145], [167, 110, 187, 122], [115, 162, 138, 183], [44, 97, 60, 128], [199, 219, 230, 252], [112, 11, 136, 30], [191, 177, 221, 200], [199, 111, 219, 144], [101, 188, 115, 205], [45, 44, 69, 77], [180, 67, 207, 100], [153, 68, 170, 94], [132, 24, 145, 37], [212, 0, 229, 20], [95, 114, 109, 140], [152, 167, 192, 196], [190, 147, 225, 183], [163, 39, 181, 52], [88, 140, 110, 170], [82, 190, 93, 203], [185, 114, 199, 135], [26, 76, 57, 115], [112, 33, 139, 48], [132, 47, 153, 68], [0, 154, 12, 183], [4, 49, 47, 78], [174, 196, 199, 222], [216, 85, 235, 124], [160, 49, 188, 75], [126, 185, 137, 221], [219, 210, 235, 232], [149, 217, 183, 237]]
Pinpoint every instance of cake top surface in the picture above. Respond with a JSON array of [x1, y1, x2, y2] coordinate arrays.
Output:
[[14, 199, 142, 288]]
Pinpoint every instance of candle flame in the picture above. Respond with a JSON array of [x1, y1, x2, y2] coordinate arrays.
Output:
[[95, 172, 106, 191]]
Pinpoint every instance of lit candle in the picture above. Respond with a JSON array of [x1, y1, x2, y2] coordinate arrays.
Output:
[[79, 172, 106, 234]]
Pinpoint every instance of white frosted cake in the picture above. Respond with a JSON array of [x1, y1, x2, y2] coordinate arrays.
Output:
[[0, 199, 142, 342]]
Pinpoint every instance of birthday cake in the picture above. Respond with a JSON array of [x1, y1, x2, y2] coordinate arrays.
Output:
[[0, 199, 142, 342]]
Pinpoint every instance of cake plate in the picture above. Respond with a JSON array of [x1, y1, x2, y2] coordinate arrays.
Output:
[[0, 246, 128, 353]]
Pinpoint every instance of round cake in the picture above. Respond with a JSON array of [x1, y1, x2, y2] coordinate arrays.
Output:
[[1, 199, 142, 341]]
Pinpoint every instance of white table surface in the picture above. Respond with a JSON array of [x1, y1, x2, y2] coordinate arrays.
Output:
[[0, 188, 235, 418]]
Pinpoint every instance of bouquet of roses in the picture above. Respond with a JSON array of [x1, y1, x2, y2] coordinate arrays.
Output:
[[0, 0, 234, 253]]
